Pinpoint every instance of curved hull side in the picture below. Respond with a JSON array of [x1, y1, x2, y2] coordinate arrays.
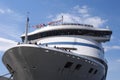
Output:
[[2, 46, 106, 80]]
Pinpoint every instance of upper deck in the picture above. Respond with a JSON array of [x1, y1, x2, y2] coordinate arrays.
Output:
[[21, 23, 112, 42]]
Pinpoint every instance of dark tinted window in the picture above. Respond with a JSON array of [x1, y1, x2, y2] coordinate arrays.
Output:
[[22, 29, 112, 41]]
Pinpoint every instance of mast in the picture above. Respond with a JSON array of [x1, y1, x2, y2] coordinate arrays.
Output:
[[24, 14, 29, 44]]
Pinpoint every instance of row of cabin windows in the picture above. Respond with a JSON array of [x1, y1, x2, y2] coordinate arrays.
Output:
[[22, 29, 112, 41], [64, 62, 98, 75], [62, 23, 93, 27]]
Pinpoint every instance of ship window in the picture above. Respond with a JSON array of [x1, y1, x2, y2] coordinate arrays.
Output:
[[88, 68, 94, 73], [21, 37, 25, 42], [75, 64, 82, 70], [94, 69, 98, 74], [22, 29, 112, 41], [64, 62, 73, 68]]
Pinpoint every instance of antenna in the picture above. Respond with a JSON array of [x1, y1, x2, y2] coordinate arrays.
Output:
[[24, 12, 29, 44]]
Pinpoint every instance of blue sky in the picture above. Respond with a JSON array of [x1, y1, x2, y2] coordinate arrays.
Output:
[[0, 0, 120, 80]]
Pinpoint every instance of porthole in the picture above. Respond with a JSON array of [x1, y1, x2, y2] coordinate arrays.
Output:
[[94, 70, 98, 74], [88, 68, 93, 73], [64, 62, 73, 68], [75, 64, 82, 70]]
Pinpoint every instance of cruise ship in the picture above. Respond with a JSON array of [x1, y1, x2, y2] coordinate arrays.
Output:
[[2, 19, 112, 80]]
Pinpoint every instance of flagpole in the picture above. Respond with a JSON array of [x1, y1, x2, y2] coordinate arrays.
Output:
[[24, 12, 29, 44]]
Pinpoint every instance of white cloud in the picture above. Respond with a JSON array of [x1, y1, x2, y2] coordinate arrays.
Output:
[[0, 37, 17, 52], [116, 59, 120, 63], [0, 8, 24, 23], [0, 8, 14, 14], [54, 13, 82, 23], [47, 15, 54, 19], [0, 7, 24, 40], [6, 8, 14, 13], [0, 9, 5, 14], [83, 17, 106, 27], [73, 5, 89, 17], [52, 5, 106, 27], [104, 45, 120, 52], [108, 59, 120, 73]]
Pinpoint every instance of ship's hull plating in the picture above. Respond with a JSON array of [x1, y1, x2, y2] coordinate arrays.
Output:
[[3, 45, 106, 80]]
